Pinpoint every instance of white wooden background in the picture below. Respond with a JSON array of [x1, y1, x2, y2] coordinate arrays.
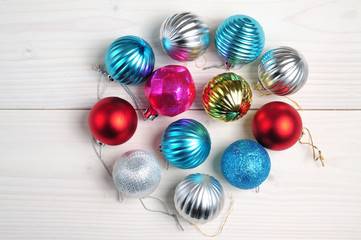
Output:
[[1, 0, 361, 239]]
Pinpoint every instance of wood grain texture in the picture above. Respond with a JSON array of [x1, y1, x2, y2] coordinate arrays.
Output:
[[0, 110, 360, 239], [0, 0, 360, 109], [0, 0, 361, 239]]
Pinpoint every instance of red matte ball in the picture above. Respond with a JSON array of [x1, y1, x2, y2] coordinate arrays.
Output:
[[252, 101, 302, 151], [88, 97, 138, 145]]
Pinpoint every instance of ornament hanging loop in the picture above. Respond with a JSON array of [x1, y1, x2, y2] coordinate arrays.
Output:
[[92, 64, 147, 121], [298, 127, 325, 167], [119, 84, 147, 121], [118, 192, 124, 203], [283, 96, 303, 111], [194, 55, 207, 68], [254, 80, 304, 111], [91, 136, 113, 177], [192, 194, 234, 237], [202, 62, 226, 71], [140, 196, 184, 231], [93, 64, 113, 100], [254, 82, 272, 96]]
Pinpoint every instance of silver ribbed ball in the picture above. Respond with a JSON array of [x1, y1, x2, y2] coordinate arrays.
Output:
[[174, 173, 225, 224], [160, 12, 210, 62], [258, 47, 308, 96], [112, 150, 161, 199]]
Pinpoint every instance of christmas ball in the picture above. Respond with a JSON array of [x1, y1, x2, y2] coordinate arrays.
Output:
[[202, 72, 252, 122], [252, 101, 303, 150], [160, 12, 210, 62], [105, 36, 155, 85], [215, 15, 265, 67], [112, 150, 161, 198], [221, 140, 271, 189], [144, 65, 196, 119], [258, 47, 308, 96], [161, 119, 211, 169], [174, 173, 224, 224], [88, 97, 137, 145]]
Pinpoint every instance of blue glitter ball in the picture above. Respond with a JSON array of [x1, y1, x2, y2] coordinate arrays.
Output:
[[221, 140, 271, 189]]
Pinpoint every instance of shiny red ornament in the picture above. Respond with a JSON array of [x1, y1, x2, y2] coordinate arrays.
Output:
[[88, 97, 138, 146], [144, 65, 196, 119], [252, 101, 302, 151]]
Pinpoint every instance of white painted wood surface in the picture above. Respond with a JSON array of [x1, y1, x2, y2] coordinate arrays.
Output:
[[0, 0, 360, 239]]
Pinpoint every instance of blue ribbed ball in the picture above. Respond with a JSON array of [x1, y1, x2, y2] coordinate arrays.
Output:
[[221, 140, 271, 189], [161, 119, 211, 169], [105, 36, 155, 85], [215, 15, 265, 67]]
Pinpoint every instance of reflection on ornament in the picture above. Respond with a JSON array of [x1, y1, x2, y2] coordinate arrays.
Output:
[[160, 12, 210, 62], [105, 35, 155, 85], [252, 101, 302, 150], [174, 173, 224, 224], [257, 47, 308, 96], [202, 72, 252, 122], [215, 15, 264, 67], [161, 119, 211, 169], [144, 65, 196, 119], [221, 140, 271, 189], [112, 150, 161, 200], [88, 97, 138, 145]]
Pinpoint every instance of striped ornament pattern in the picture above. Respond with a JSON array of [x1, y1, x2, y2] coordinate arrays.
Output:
[[160, 12, 210, 62], [258, 46, 308, 96], [105, 35, 155, 85], [174, 173, 225, 224], [215, 15, 265, 67], [161, 119, 211, 169], [202, 72, 252, 122]]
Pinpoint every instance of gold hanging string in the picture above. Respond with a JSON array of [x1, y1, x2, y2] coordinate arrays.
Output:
[[254, 81, 303, 111], [283, 96, 304, 111], [255, 88, 272, 97], [195, 55, 207, 68], [298, 127, 325, 167], [192, 194, 234, 237], [254, 82, 272, 96]]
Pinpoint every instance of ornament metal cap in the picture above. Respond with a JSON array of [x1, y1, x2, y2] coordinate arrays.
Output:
[[144, 107, 158, 120]]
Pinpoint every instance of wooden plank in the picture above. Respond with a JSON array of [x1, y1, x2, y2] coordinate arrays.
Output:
[[0, 1, 360, 109], [0, 109, 360, 239]]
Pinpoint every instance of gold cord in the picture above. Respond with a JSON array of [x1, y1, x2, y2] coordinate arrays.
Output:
[[192, 194, 234, 237], [195, 55, 207, 68], [254, 82, 272, 96], [256, 88, 272, 96], [283, 96, 304, 111], [254, 81, 304, 111], [298, 127, 325, 167]]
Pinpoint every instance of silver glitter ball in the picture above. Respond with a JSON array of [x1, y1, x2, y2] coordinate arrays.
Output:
[[112, 150, 161, 199], [174, 173, 225, 224], [160, 12, 210, 62], [258, 46, 308, 96]]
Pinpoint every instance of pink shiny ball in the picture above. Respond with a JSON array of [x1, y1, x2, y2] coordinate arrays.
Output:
[[144, 65, 196, 118]]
